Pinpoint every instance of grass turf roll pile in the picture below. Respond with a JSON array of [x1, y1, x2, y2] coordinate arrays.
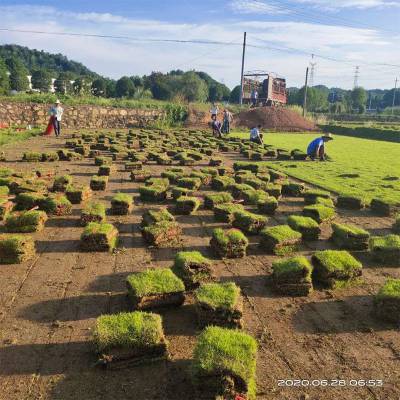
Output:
[[111, 193, 133, 215], [192, 326, 257, 400], [232, 210, 267, 235], [336, 195, 367, 210], [260, 225, 302, 256], [370, 198, 400, 217], [204, 192, 233, 210], [302, 204, 335, 224], [312, 250, 362, 289], [171, 186, 194, 200], [257, 196, 279, 216], [369, 235, 400, 266], [0, 234, 36, 264], [210, 228, 249, 259], [65, 185, 92, 204], [211, 176, 235, 191], [80, 222, 118, 252], [141, 208, 175, 228], [175, 196, 201, 215], [287, 215, 320, 241], [272, 256, 313, 296], [52, 175, 73, 192], [130, 169, 151, 182], [90, 175, 109, 191], [141, 221, 182, 248], [331, 222, 370, 250], [94, 156, 112, 166], [213, 203, 244, 223], [98, 165, 116, 176], [393, 215, 400, 234], [93, 311, 168, 368], [176, 177, 201, 191], [139, 179, 168, 202], [80, 202, 106, 226], [242, 189, 269, 205], [264, 183, 282, 199], [172, 251, 214, 289], [194, 282, 243, 328], [14, 193, 72, 216], [0, 198, 13, 221], [5, 210, 48, 233], [303, 189, 331, 205], [126, 268, 185, 310], [125, 161, 143, 171], [22, 152, 42, 162], [230, 183, 254, 200], [282, 182, 305, 197], [373, 279, 400, 323]]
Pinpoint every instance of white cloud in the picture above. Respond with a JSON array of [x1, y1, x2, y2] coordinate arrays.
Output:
[[296, 0, 400, 10], [230, 0, 289, 14]]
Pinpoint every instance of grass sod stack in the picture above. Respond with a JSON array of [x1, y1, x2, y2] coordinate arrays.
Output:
[[0, 234, 36, 264], [176, 177, 202, 191], [125, 162, 143, 171], [192, 326, 257, 400], [287, 215, 321, 241], [272, 256, 313, 296], [260, 225, 302, 256], [0, 198, 13, 221], [211, 176, 235, 191], [373, 279, 400, 323], [80, 202, 106, 226], [98, 165, 116, 177], [65, 185, 92, 204], [242, 189, 269, 206], [172, 251, 214, 289], [14, 193, 72, 216], [370, 198, 400, 217], [80, 222, 118, 252], [204, 192, 233, 210], [171, 186, 194, 200], [22, 152, 42, 162], [369, 235, 400, 266], [90, 175, 109, 191], [126, 268, 185, 310], [93, 311, 168, 368], [213, 203, 245, 224], [336, 195, 367, 210], [130, 169, 151, 182], [303, 204, 336, 224], [210, 228, 249, 259], [52, 175, 73, 192], [393, 215, 400, 234], [311, 250, 363, 289], [264, 183, 282, 199], [94, 156, 112, 166], [315, 197, 335, 208], [282, 182, 305, 197], [139, 180, 168, 202], [111, 193, 133, 215], [195, 282, 243, 328], [175, 196, 201, 215], [141, 208, 175, 228], [257, 196, 279, 216], [303, 189, 331, 205], [331, 222, 370, 250], [141, 221, 182, 248], [5, 211, 48, 233], [232, 210, 267, 235], [230, 183, 254, 200]]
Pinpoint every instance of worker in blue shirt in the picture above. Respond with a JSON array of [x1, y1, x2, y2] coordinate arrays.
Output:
[[307, 133, 333, 161]]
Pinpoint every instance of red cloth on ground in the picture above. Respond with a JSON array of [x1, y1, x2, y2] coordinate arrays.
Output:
[[43, 116, 55, 136]]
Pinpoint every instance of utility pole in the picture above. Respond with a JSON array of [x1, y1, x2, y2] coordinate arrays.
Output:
[[239, 32, 247, 105], [303, 67, 309, 117], [392, 77, 398, 115]]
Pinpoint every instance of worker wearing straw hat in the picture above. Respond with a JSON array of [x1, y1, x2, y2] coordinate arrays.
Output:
[[307, 133, 333, 161], [49, 99, 64, 137]]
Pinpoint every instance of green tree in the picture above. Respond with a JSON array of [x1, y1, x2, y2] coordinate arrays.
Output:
[[91, 78, 107, 97], [31, 69, 52, 92], [115, 76, 135, 98], [351, 87, 367, 113], [54, 71, 75, 94], [229, 85, 241, 103], [6, 56, 29, 91], [179, 71, 208, 102], [0, 57, 10, 94], [296, 86, 328, 112], [73, 77, 91, 95]]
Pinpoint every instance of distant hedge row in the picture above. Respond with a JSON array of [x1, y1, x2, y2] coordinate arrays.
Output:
[[320, 124, 400, 143]]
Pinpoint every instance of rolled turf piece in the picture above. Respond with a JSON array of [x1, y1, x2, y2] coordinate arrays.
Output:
[[373, 279, 400, 323], [210, 228, 249, 259], [80, 202, 106, 226], [260, 225, 302, 256], [369, 235, 400, 266], [111, 193, 133, 215], [80, 222, 118, 252], [302, 204, 335, 223], [331, 222, 370, 250], [232, 210, 267, 235], [0, 234, 36, 264], [5, 210, 48, 233], [287, 215, 320, 241], [141, 221, 182, 248]]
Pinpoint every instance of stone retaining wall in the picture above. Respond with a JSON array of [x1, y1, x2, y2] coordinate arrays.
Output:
[[0, 101, 166, 129]]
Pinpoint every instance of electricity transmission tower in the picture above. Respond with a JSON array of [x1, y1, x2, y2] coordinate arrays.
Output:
[[353, 66, 360, 88], [309, 54, 317, 87]]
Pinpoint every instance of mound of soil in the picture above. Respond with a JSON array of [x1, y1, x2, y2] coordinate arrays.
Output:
[[235, 107, 317, 132]]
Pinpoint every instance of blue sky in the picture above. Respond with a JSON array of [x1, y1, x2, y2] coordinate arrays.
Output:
[[1, 0, 399, 89]]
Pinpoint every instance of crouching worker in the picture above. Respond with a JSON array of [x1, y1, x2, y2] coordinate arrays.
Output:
[[307, 133, 333, 161], [250, 125, 263, 145], [212, 119, 223, 138]]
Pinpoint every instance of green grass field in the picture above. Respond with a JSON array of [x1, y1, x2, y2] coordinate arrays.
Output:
[[0, 127, 42, 147], [231, 131, 400, 203]]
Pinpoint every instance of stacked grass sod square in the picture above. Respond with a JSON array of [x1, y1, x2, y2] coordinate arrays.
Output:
[[80, 202, 106, 226], [111, 193, 133, 215], [65, 184, 92, 204], [139, 178, 169, 202], [0, 197, 12, 221], [242, 189, 269, 205], [80, 222, 118, 252], [260, 225, 302, 255], [194, 282, 243, 328], [98, 164, 116, 176], [312, 250, 362, 289], [370, 198, 400, 217], [93, 311, 168, 368], [0, 234, 36, 264], [211, 175, 235, 191], [172, 251, 214, 289], [304, 189, 331, 205], [303, 204, 335, 223], [204, 192, 233, 210], [5, 210, 48, 233], [171, 186, 193, 200], [257, 196, 279, 215], [90, 175, 109, 191], [336, 195, 367, 210], [373, 279, 400, 323], [126, 268, 185, 310], [287, 215, 320, 241], [232, 210, 267, 235], [176, 177, 201, 191], [331, 222, 370, 250], [175, 196, 201, 215], [393, 215, 400, 234], [192, 326, 257, 400], [141, 208, 181, 248], [213, 203, 244, 223], [272, 256, 313, 296], [130, 169, 151, 182], [52, 175, 73, 192], [369, 235, 400, 266], [210, 228, 249, 258], [282, 182, 305, 197], [15, 193, 72, 216]]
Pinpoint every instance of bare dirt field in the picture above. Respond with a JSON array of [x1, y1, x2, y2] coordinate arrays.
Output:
[[0, 131, 399, 400]]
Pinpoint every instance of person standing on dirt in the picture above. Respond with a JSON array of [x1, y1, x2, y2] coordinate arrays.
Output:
[[307, 133, 333, 161], [251, 89, 258, 107], [222, 109, 233, 134], [250, 125, 263, 145], [210, 103, 219, 121], [49, 100, 64, 137]]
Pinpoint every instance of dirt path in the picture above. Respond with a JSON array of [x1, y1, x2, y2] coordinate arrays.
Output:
[[0, 132, 399, 400]]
